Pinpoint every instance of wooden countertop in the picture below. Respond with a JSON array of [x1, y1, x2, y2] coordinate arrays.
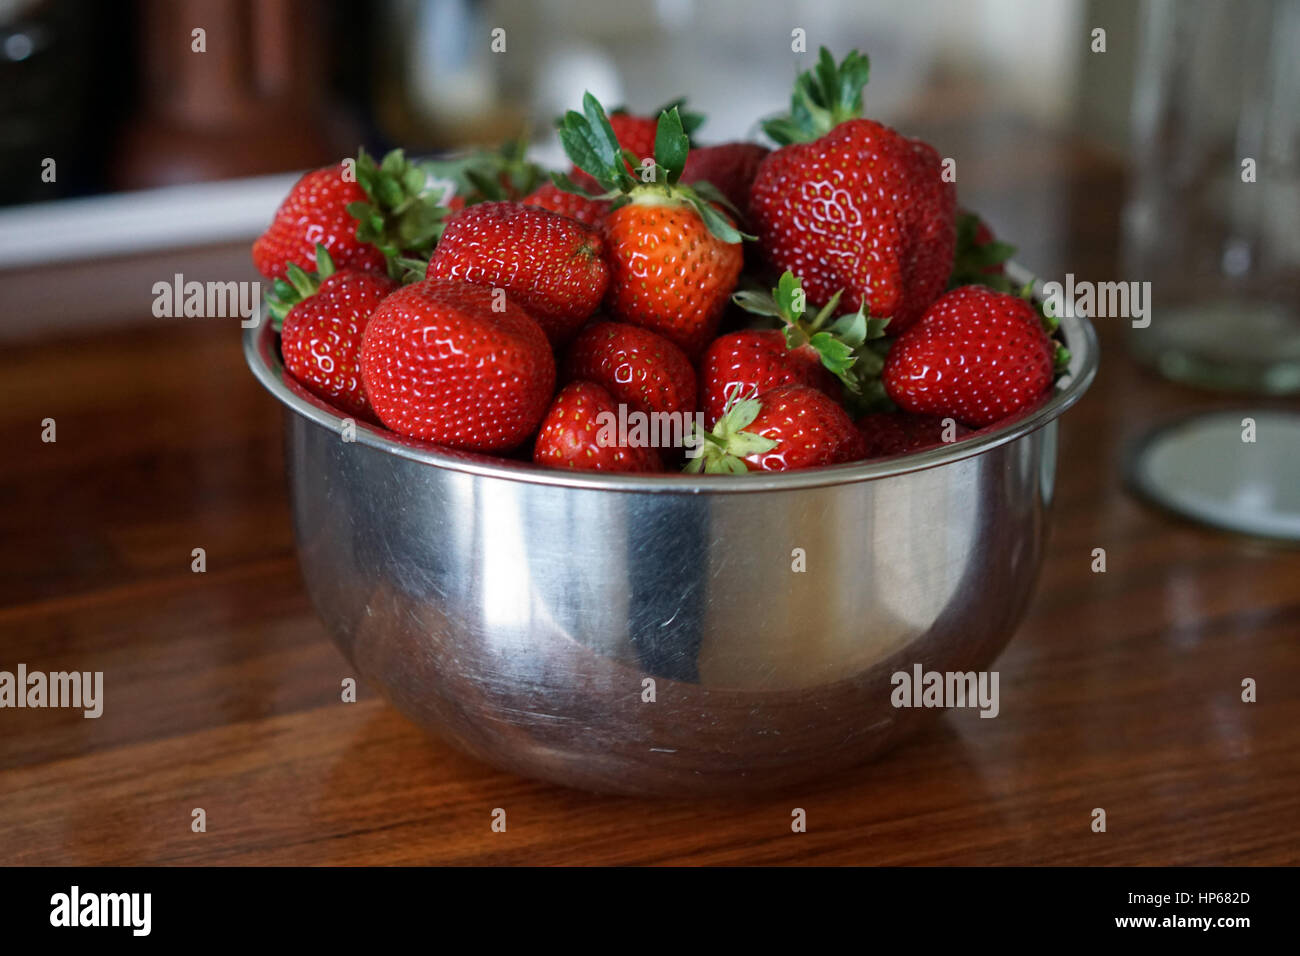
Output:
[[1, 131, 1297, 866]]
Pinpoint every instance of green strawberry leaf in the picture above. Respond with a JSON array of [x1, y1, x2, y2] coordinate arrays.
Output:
[[685, 394, 778, 474], [948, 211, 1018, 292], [727, 431, 779, 457], [687, 195, 749, 244], [730, 289, 782, 318], [808, 331, 858, 389], [582, 92, 624, 169], [808, 289, 844, 330], [392, 256, 429, 285], [265, 244, 334, 328], [654, 107, 689, 184], [550, 170, 594, 197], [652, 97, 706, 139], [313, 244, 335, 279], [346, 147, 449, 267], [827, 306, 867, 348], [762, 47, 871, 144], [688, 179, 743, 219], [775, 270, 803, 319], [719, 396, 762, 432]]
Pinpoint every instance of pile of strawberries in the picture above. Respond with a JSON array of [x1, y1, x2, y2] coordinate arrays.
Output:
[[252, 49, 1068, 474]]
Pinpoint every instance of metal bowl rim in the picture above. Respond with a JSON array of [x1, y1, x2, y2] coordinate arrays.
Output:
[[244, 261, 1099, 493]]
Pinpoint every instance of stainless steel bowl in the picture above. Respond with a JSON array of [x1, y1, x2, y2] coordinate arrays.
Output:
[[245, 266, 1098, 797]]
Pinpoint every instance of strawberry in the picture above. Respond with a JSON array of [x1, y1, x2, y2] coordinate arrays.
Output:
[[608, 112, 660, 164], [855, 412, 971, 459], [521, 182, 611, 228], [681, 142, 770, 225], [882, 285, 1061, 428], [252, 149, 447, 281], [566, 101, 705, 193], [564, 321, 697, 417], [425, 201, 608, 345], [252, 164, 385, 280], [556, 94, 745, 357], [948, 209, 1017, 291], [699, 330, 838, 427], [534, 381, 663, 472], [273, 246, 397, 419], [688, 385, 865, 473], [725, 270, 892, 422], [749, 49, 955, 334], [359, 279, 555, 451]]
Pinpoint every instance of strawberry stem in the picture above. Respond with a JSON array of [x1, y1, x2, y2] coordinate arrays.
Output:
[[265, 243, 335, 329], [733, 270, 889, 393], [761, 48, 871, 145], [346, 147, 450, 278], [557, 92, 752, 244]]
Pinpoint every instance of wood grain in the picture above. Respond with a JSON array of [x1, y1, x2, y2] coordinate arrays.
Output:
[[1, 131, 1297, 865]]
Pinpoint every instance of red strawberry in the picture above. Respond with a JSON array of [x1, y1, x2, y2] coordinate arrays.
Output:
[[882, 285, 1056, 428], [948, 209, 1016, 290], [279, 256, 397, 419], [565, 321, 697, 417], [426, 201, 608, 345], [689, 384, 864, 473], [681, 142, 770, 224], [855, 411, 971, 459], [252, 149, 447, 281], [609, 112, 660, 164], [699, 329, 838, 427], [721, 270, 893, 425], [359, 279, 555, 451], [521, 182, 611, 228], [534, 381, 663, 473], [749, 49, 955, 334], [252, 164, 386, 280]]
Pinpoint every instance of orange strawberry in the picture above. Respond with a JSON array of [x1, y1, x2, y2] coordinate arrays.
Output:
[[555, 94, 746, 357]]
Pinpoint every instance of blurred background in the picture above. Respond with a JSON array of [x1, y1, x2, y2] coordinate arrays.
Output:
[[2, 0, 1139, 329]]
